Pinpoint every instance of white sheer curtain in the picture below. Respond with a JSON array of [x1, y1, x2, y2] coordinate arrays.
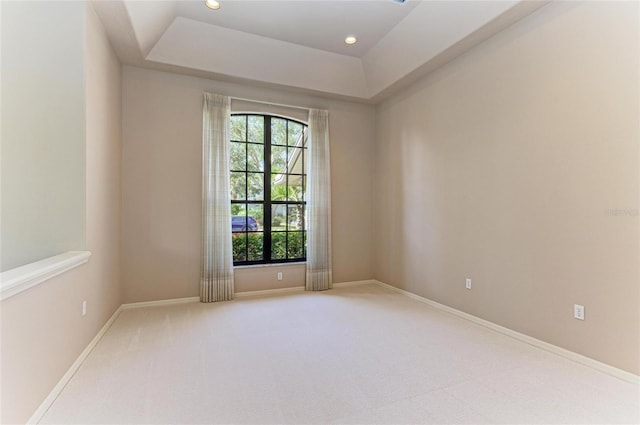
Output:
[[305, 109, 332, 291], [201, 93, 234, 302]]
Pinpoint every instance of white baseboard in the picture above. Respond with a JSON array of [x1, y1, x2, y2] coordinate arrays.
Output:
[[235, 279, 376, 297], [117, 280, 379, 307], [235, 286, 305, 297], [121, 296, 199, 310], [332, 279, 378, 288], [27, 305, 123, 425], [371, 279, 640, 384], [119, 280, 376, 306]]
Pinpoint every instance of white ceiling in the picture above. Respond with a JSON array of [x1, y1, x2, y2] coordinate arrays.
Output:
[[93, 0, 548, 102], [174, 0, 420, 58]]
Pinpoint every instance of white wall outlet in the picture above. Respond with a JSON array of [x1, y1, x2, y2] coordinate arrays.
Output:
[[277, 272, 283, 281], [82, 300, 87, 317], [465, 278, 472, 290], [574, 304, 585, 320]]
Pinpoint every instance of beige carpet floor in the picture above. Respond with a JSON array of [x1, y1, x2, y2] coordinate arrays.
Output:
[[41, 283, 639, 424]]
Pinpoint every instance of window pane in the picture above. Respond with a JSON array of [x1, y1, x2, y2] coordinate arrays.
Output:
[[230, 142, 246, 171], [248, 116, 264, 143], [271, 145, 287, 173], [230, 172, 246, 200], [247, 233, 263, 261], [271, 232, 286, 260], [247, 143, 264, 172], [247, 203, 263, 231], [247, 172, 264, 201], [287, 204, 304, 231], [271, 204, 286, 231], [288, 122, 303, 147], [287, 232, 304, 258], [287, 147, 303, 174], [231, 208, 248, 233], [287, 176, 304, 202], [271, 173, 286, 201], [231, 203, 246, 216], [271, 118, 286, 145], [230, 115, 246, 141], [232, 234, 247, 262]]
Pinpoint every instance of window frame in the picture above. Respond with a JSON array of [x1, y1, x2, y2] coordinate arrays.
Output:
[[229, 113, 307, 266]]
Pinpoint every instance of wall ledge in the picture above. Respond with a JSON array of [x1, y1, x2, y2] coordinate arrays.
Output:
[[1, 251, 91, 301]]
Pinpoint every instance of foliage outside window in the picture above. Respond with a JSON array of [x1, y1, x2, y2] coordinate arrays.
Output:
[[230, 114, 307, 265]]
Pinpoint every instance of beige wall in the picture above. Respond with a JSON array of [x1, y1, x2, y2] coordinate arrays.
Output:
[[121, 67, 375, 303], [0, 6, 123, 423], [374, 1, 639, 374]]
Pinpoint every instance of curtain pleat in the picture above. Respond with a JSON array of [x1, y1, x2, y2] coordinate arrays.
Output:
[[305, 109, 332, 291], [201, 93, 234, 302]]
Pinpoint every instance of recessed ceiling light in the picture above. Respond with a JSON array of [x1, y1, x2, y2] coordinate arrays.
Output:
[[345, 36, 357, 45], [205, 0, 220, 10]]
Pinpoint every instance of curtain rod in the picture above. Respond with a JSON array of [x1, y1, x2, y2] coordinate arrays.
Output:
[[230, 96, 311, 112]]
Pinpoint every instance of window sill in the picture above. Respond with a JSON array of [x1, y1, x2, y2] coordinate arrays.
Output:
[[235, 261, 306, 270], [1, 251, 91, 301]]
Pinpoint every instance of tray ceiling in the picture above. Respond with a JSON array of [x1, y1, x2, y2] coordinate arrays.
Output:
[[93, 0, 548, 102]]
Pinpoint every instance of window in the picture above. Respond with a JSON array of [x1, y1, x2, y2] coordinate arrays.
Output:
[[229, 114, 307, 265]]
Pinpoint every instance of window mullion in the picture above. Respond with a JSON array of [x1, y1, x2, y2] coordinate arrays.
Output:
[[244, 117, 249, 262], [264, 116, 272, 263], [285, 156, 289, 260]]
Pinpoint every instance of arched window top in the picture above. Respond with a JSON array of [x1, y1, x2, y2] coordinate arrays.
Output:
[[232, 110, 308, 126]]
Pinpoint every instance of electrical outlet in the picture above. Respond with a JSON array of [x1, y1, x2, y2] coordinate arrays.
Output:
[[82, 300, 87, 317], [277, 272, 283, 281], [574, 304, 585, 320], [465, 278, 472, 290]]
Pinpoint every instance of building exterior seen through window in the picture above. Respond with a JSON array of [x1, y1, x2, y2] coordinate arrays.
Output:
[[230, 114, 307, 265]]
